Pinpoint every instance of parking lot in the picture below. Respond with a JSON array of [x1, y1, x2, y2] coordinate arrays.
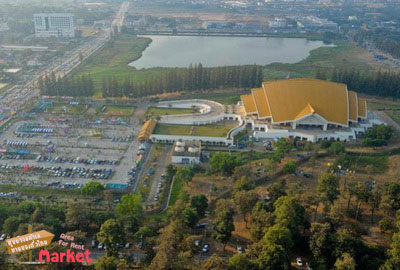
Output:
[[0, 106, 147, 189]]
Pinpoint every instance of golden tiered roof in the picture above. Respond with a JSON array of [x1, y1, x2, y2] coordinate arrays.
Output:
[[138, 119, 157, 141], [251, 88, 271, 118], [358, 98, 367, 118], [242, 78, 368, 126], [241, 94, 257, 114], [348, 91, 358, 122]]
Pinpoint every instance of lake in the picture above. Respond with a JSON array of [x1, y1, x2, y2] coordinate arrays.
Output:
[[129, 35, 333, 69]]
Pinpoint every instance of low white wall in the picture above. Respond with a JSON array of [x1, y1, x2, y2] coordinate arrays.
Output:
[[150, 134, 234, 146], [159, 113, 241, 125]]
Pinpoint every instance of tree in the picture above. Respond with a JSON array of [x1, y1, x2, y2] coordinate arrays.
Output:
[[228, 253, 255, 270], [309, 222, 335, 268], [250, 202, 273, 241], [115, 193, 143, 232], [31, 207, 44, 223], [202, 254, 228, 270], [135, 226, 154, 242], [273, 138, 292, 153], [334, 253, 356, 270], [117, 259, 131, 270], [175, 166, 194, 185], [148, 220, 186, 270], [81, 181, 104, 196], [328, 142, 346, 155], [95, 256, 118, 270], [233, 164, 253, 181], [233, 190, 258, 226], [212, 208, 235, 250], [317, 173, 340, 203], [182, 207, 199, 228], [65, 201, 89, 231], [283, 161, 297, 174], [97, 219, 125, 256], [267, 179, 287, 203], [191, 194, 208, 218], [253, 243, 290, 270], [210, 152, 240, 176], [3, 216, 23, 235], [233, 176, 253, 193], [273, 196, 306, 236], [381, 182, 400, 211], [0, 243, 8, 265], [166, 164, 177, 180], [263, 224, 293, 250]]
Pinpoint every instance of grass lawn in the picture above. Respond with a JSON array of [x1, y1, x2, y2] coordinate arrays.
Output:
[[146, 107, 197, 117], [0, 184, 81, 198], [102, 105, 135, 116], [153, 123, 237, 137], [385, 111, 400, 125], [367, 98, 400, 125], [193, 124, 236, 137], [264, 42, 374, 79], [367, 99, 400, 111], [47, 104, 88, 115], [153, 124, 192, 136], [168, 177, 183, 206], [71, 34, 153, 95]]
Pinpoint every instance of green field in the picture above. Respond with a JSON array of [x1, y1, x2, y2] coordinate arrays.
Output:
[[367, 99, 400, 125], [168, 177, 183, 206], [71, 34, 153, 95], [146, 107, 197, 117], [264, 42, 373, 79], [153, 123, 192, 136], [0, 184, 81, 198], [102, 105, 135, 116], [193, 124, 237, 137], [47, 104, 88, 115], [153, 123, 237, 137]]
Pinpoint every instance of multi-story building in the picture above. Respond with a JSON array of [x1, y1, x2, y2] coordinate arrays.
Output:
[[33, 13, 75, 38]]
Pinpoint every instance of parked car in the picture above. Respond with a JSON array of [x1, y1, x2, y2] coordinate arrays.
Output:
[[0, 234, 6, 241], [237, 246, 244, 253], [91, 240, 97, 248], [125, 242, 132, 249], [202, 244, 209, 253], [97, 243, 104, 250], [296, 257, 303, 267]]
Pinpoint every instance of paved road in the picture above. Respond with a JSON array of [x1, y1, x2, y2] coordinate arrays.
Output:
[[145, 145, 171, 205], [0, 2, 128, 111]]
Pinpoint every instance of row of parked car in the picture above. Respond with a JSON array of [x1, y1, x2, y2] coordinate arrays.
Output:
[[0, 163, 113, 180], [0, 192, 19, 198], [5, 140, 28, 147], [36, 155, 119, 166], [111, 137, 131, 143]]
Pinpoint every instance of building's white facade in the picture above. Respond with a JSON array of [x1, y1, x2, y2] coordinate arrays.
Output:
[[171, 141, 202, 164], [33, 13, 75, 38]]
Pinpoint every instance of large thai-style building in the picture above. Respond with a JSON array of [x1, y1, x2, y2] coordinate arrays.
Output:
[[241, 78, 382, 142]]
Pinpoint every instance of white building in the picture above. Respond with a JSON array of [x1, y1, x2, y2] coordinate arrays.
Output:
[[241, 78, 384, 142], [171, 140, 202, 165], [33, 13, 75, 38]]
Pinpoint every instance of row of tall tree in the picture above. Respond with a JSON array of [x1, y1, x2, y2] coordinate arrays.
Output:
[[38, 72, 95, 97], [316, 68, 400, 98], [102, 64, 263, 98]]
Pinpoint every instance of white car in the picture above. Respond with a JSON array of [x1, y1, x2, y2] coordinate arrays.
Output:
[[296, 257, 303, 266], [0, 234, 6, 241]]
